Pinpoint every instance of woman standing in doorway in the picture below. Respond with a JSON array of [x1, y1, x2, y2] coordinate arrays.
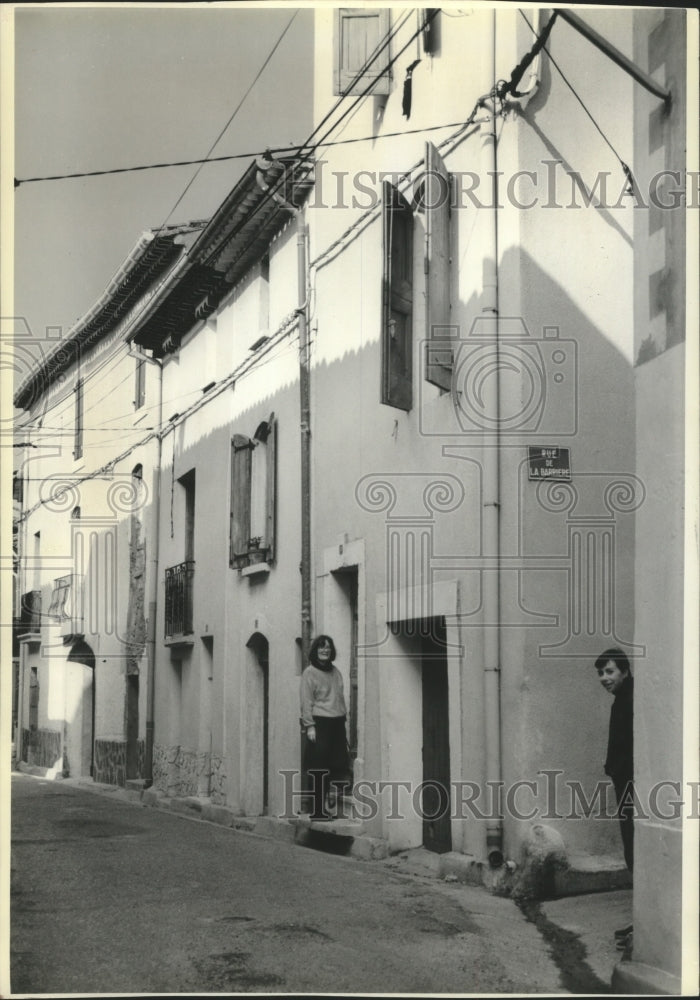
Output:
[[300, 634, 350, 820]]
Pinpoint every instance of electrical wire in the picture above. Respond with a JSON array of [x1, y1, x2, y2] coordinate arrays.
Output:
[[14, 10, 415, 189], [292, 9, 414, 160], [17, 319, 301, 523], [157, 9, 300, 232], [518, 9, 632, 179], [14, 118, 475, 188], [197, 9, 440, 280]]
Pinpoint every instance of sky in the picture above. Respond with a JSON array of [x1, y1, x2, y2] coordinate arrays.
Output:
[[13, 3, 314, 344]]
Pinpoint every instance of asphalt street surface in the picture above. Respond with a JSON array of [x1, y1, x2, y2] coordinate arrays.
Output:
[[11, 773, 573, 995]]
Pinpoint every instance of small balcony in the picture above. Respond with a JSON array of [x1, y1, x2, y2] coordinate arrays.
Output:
[[48, 574, 84, 640], [164, 561, 195, 640]]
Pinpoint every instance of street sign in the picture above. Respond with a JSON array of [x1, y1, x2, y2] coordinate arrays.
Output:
[[527, 446, 572, 481]]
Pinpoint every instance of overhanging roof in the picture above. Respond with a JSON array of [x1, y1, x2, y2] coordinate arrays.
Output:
[[131, 155, 314, 356], [14, 223, 205, 410]]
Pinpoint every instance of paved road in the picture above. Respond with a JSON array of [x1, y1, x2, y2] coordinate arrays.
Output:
[[10, 773, 570, 995]]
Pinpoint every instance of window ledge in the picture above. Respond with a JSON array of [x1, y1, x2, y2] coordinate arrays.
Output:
[[164, 635, 195, 648], [240, 561, 271, 578], [18, 632, 41, 647]]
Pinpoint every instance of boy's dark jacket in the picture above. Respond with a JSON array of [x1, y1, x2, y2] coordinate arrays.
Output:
[[604, 674, 633, 784]]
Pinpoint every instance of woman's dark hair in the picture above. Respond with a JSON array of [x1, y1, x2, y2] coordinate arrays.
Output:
[[309, 634, 336, 668], [594, 647, 631, 675]]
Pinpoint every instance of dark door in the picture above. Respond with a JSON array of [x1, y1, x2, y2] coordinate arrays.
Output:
[[421, 618, 451, 853], [125, 674, 139, 780]]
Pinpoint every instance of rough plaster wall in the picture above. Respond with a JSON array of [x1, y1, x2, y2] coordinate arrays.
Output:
[[126, 515, 147, 675]]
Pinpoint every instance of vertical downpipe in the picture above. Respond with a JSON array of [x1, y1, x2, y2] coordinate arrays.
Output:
[[298, 214, 312, 666], [144, 353, 163, 787], [481, 9, 504, 867]]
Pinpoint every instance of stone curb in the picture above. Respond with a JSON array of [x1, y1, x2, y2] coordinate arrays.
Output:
[[14, 768, 632, 897]]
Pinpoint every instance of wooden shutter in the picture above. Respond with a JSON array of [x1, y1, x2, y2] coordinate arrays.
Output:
[[230, 434, 252, 568], [381, 181, 414, 411], [135, 359, 146, 410], [424, 141, 454, 391], [265, 414, 277, 563], [74, 379, 83, 459], [334, 8, 391, 96]]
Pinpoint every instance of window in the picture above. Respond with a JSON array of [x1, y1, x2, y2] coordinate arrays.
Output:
[[134, 358, 146, 410], [334, 8, 392, 96], [230, 414, 277, 569], [73, 378, 83, 460], [381, 181, 414, 411], [421, 9, 439, 54], [422, 141, 454, 391]]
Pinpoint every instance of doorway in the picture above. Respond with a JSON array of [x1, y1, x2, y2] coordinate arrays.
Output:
[[246, 632, 269, 814], [125, 674, 139, 779], [66, 640, 96, 778], [421, 617, 452, 854]]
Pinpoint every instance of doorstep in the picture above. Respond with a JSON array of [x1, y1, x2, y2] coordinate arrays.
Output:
[[556, 851, 633, 896]]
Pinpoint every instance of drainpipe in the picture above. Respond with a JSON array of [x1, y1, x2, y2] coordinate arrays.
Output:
[[255, 157, 312, 664], [297, 217, 312, 666], [479, 9, 504, 868], [127, 342, 162, 786]]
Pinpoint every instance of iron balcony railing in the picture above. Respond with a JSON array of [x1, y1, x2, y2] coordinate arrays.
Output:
[[164, 560, 195, 637]]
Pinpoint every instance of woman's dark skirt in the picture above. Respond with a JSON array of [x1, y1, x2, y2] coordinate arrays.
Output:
[[304, 715, 351, 819]]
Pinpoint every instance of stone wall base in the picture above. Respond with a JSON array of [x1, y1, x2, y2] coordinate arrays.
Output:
[[21, 728, 61, 769]]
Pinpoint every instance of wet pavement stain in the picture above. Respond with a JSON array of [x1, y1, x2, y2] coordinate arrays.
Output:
[[193, 951, 284, 991], [515, 899, 611, 994], [266, 922, 332, 940], [53, 818, 147, 837]]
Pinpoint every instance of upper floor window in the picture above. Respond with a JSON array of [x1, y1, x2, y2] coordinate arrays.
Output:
[[73, 379, 83, 460], [230, 414, 277, 569], [334, 8, 392, 96], [134, 358, 146, 410], [381, 181, 414, 411]]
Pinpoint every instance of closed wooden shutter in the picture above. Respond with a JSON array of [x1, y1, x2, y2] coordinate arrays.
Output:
[[424, 141, 454, 391], [381, 181, 414, 411], [334, 8, 392, 96], [230, 434, 252, 568]]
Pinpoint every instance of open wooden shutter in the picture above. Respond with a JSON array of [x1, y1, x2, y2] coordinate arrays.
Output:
[[381, 181, 414, 411], [424, 141, 454, 391], [230, 434, 252, 568], [265, 414, 277, 562], [334, 8, 392, 96]]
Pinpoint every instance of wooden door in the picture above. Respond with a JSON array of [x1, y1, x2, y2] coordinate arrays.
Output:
[[421, 619, 451, 853]]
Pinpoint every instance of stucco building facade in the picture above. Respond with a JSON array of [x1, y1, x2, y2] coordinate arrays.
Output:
[[13, 8, 693, 994]]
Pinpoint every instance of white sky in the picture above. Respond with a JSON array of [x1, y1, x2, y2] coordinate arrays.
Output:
[[13, 3, 314, 341]]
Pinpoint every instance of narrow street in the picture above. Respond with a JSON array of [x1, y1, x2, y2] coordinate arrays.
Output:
[[8, 772, 592, 995]]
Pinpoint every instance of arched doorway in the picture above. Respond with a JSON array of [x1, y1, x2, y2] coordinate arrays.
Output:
[[245, 632, 269, 814], [65, 639, 96, 778]]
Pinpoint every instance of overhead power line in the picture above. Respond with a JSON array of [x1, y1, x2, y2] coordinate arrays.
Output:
[[518, 9, 635, 193], [158, 9, 299, 231], [15, 120, 475, 188]]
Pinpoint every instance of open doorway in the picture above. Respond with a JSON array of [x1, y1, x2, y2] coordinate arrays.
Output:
[[65, 639, 96, 778], [245, 632, 269, 814]]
